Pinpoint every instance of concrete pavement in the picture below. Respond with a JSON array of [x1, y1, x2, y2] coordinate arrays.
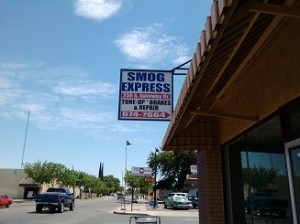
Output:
[[14, 197, 198, 218], [113, 199, 198, 217]]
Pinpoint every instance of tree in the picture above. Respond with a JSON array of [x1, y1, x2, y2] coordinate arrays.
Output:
[[124, 171, 152, 195], [61, 169, 79, 192], [243, 166, 279, 191], [136, 175, 152, 195], [103, 175, 121, 194], [80, 172, 94, 192], [24, 160, 121, 197], [24, 161, 47, 185], [90, 178, 107, 195], [24, 161, 66, 186], [147, 150, 196, 191], [46, 162, 67, 187]]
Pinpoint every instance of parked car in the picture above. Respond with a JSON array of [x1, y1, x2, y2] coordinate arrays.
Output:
[[167, 192, 190, 198], [244, 191, 288, 217], [188, 196, 199, 208], [0, 194, 13, 208], [164, 195, 192, 209]]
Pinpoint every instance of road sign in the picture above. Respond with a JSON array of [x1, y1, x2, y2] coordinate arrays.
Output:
[[144, 177, 153, 182], [190, 165, 197, 174], [131, 166, 152, 177]]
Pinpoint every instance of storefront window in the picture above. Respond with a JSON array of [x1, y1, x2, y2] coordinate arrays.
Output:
[[226, 117, 293, 223]]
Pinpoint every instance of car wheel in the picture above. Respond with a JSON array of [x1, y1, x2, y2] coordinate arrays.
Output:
[[36, 205, 43, 213], [5, 203, 11, 208], [70, 202, 75, 211], [58, 203, 64, 213], [50, 207, 55, 213]]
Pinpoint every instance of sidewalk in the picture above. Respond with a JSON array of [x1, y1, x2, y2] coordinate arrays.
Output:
[[13, 199, 35, 203], [113, 199, 198, 217]]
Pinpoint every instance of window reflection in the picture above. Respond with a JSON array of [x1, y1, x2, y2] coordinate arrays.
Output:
[[227, 117, 293, 223], [289, 146, 300, 222]]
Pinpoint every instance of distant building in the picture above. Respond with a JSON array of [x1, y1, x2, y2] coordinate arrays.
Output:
[[0, 168, 80, 199], [0, 169, 38, 199]]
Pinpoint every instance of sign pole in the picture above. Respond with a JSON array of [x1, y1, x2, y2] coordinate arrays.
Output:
[[153, 148, 159, 209]]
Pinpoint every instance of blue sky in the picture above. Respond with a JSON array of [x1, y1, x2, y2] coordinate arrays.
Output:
[[0, 0, 211, 181]]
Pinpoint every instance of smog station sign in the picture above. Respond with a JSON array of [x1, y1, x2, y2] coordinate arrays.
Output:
[[118, 69, 173, 121], [131, 166, 152, 177]]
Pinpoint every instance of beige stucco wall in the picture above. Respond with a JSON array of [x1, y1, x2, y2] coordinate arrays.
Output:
[[0, 169, 28, 199], [215, 18, 300, 144]]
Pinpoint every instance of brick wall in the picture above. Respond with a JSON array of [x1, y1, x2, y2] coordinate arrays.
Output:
[[196, 119, 225, 224]]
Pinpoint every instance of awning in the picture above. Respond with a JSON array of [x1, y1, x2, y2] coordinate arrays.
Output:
[[19, 176, 39, 187], [162, 0, 300, 150]]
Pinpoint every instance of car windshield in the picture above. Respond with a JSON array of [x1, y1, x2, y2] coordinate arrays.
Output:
[[174, 196, 187, 201], [47, 188, 66, 193]]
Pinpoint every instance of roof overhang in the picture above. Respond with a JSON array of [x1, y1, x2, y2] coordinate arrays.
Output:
[[19, 176, 39, 187], [162, 0, 300, 150]]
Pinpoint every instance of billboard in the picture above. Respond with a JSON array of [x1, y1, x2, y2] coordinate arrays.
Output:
[[131, 166, 152, 177], [118, 69, 173, 121]]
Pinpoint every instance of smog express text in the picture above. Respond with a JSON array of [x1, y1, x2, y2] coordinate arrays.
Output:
[[120, 71, 172, 119]]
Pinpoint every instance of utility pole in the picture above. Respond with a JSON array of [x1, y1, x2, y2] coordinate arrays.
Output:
[[21, 110, 30, 168]]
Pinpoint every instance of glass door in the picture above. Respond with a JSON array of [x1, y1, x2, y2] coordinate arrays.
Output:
[[286, 139, 300, 224]]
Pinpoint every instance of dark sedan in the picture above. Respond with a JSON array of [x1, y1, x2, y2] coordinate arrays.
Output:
[[188, 196, 199, 208]]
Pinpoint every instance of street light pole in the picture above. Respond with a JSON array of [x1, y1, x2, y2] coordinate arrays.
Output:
[[153, 148, 159, 209], [124, 140, 131, 208]]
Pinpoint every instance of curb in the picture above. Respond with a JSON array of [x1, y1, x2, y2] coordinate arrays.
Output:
[[13, 199, 35, 203], [113, 211, 148, 216]]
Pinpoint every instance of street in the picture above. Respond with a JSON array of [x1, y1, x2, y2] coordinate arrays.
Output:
[[0, 196, 199, 224]]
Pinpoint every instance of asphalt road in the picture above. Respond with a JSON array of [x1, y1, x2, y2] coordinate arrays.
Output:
[[0, 197, 199, 224]]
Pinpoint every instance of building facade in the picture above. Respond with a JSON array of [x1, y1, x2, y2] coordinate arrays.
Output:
[[0, 169, 39, 199], [162, 0, 300, 223], [0, 169, 81, 199]]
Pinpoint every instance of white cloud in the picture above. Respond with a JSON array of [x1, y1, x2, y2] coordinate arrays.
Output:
[[115, 24, 191, 66], [0, 62, 30, 70], [18, 103, 47, 113], [115, 31, 155, 60], [110, 124, 143, 133], [0, 60, 119, 133], [74, 0, 123, 21], [0, 77, 24, 106], [54, 80, 118, 98], [58, 107, 114, 128]]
